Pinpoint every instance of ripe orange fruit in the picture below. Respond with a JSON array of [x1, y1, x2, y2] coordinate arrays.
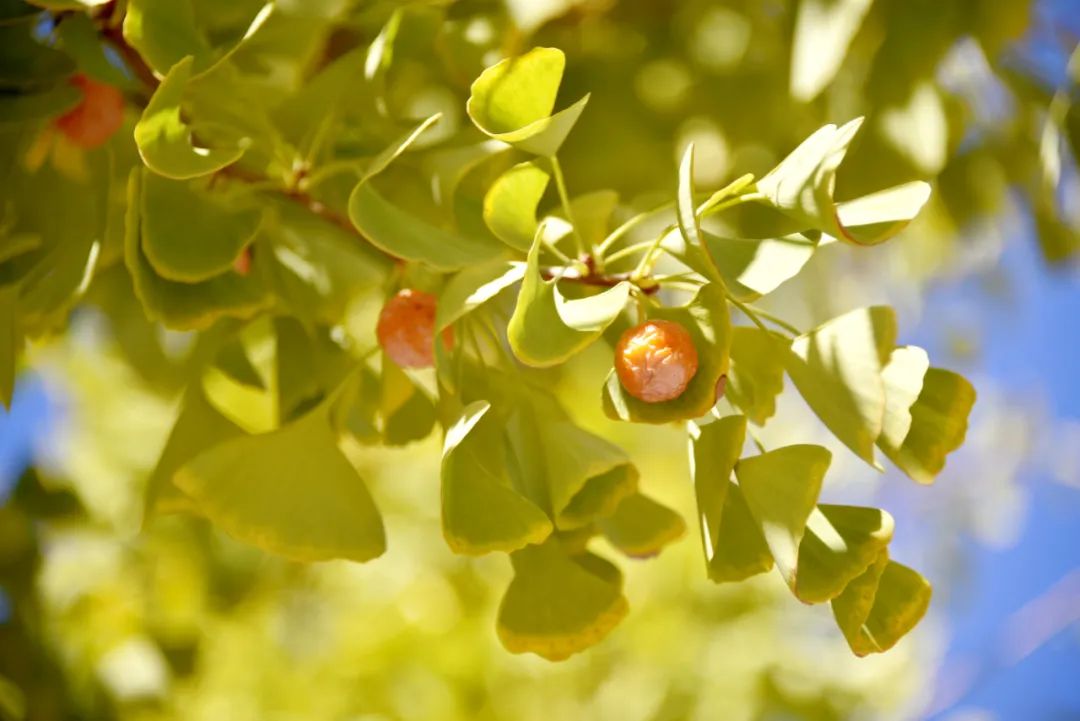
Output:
[[614, 319, 699, 403], [54, 74, 125, 149], [376, 289, 452, 369]]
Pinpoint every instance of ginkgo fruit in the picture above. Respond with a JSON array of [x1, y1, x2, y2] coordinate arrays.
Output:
[[614, 319, 699, 403], [376, 289, 452, 369], [54, 74, 125, 149]]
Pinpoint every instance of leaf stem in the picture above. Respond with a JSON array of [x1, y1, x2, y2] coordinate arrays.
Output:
[[602, 239, 663, 266], [596, 199, 675, 256], [725, 292, 771, 334], [744, 305, 802, 336], [548, 155, 587, 260]]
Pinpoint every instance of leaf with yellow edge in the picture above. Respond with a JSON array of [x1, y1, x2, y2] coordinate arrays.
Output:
[[727, 327, 787, 425], [734, 444, 831, 588], [498, 539, 628, 661], [831, 553, 932, 656], [174, 374, 386, 562], [794, 505, 894, 603], [600, 493, 686, 559], [441, 402, 552, 555]]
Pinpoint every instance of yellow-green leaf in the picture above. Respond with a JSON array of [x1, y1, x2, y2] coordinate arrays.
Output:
[[785, 306, 896, 468], [467, 47, 590, 156], [727, 327, 787, 425], [734, 444, 831, 587], [484, 160, 551, 250], [134, 57, 246, 180], [599, 493, 686, 559], [831, 553, 932, 656], [508, 227, 630, 367], [498, 540, 627, 661], [794, 505, 894, 603]]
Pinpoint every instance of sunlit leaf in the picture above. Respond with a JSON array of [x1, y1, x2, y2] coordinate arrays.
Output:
[[794, 505, 894, 603], [600, 493, 686, 559], [134, 56, 246, 180], [467, 46, 590, 156], [175, 379, 386, 563], [701, 232, 818, 301], [484, 160, 551, 251], [347, 182, 504, 271], [498, 540, 627, 661], [727, 327, 787, 425], [735, 444, 831, 587], [757, 118, 931, 245], [785, 306, 896, 468], [436, 260, 525, 331], [602, 283, 730, 424], [539, 420, 637, 530], [359, 113, 442, 185], [690, 415, 775, 582], [441, 402, 552, 555], [508, 227, 630, 367], [140, 172, 263, 282], [831, 554, 932, 656], [880, 367, 976, 484]]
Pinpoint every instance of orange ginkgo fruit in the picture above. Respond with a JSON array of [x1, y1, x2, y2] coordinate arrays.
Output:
[[614, 319, 699, 403], [376, 289, 453, 369], [54, 74, 125, 149]]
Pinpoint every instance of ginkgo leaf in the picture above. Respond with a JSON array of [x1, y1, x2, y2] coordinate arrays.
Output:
[[143, 384, 244, 520], [734, 444, 831, 587], [794, 505, 894, 603], [831, 553, 932, 656], [134, 57, 246, 180], [538, 420, 638, 530], [785, 306, 897, 468], [498, 540, 627, 661], [484, 160, 551, 250], [880, 367, 976, 484], [700, 231, 818, 301], [726, 327, 787, 425], [140, 172, 263, 283], [508, 227, 630, 367], [441, 402, 552, 555], [467, 47, 590, 156], [347, 182, 504, 271], [600, 493, 686, 559], [436, 260, 525, 331], [690, 415, 775, 582], [174, 384, 386, 563], [602, 283, 731, 424], [878, 345, 931, 452], [359, 113, 443, 185], [756, 118, 931, 246], [125, 170, 270, 330]]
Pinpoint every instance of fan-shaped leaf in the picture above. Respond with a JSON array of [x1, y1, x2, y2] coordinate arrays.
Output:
[[467, 47, 590, 156], [441, 402, 552, 555], [498, 540, 627, 661], [134, 57, 246, 180], [734, 444, 831, 587], [727, 327, 787, 425], [785, 306, 896, 468], [831, 554, 932, 656], [600, 493, 686, 559], [436, 260, 525, 331], [174, 384, 386, 563], [794, 505, 894, 603], [140, 172, 263, 283], [701, 231, 818, 301], [508, 228, 630, 367], [690, 415, 774, 582], [484, 160, 551, 250], [880, 367, 976, 484], [756, 118, 931, 246]]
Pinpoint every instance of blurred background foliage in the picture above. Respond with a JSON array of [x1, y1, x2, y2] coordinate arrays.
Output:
[[0, 0, 1078, 719]]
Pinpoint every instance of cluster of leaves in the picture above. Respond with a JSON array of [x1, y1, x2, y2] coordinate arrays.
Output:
[[1, 0, 985, 663]]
